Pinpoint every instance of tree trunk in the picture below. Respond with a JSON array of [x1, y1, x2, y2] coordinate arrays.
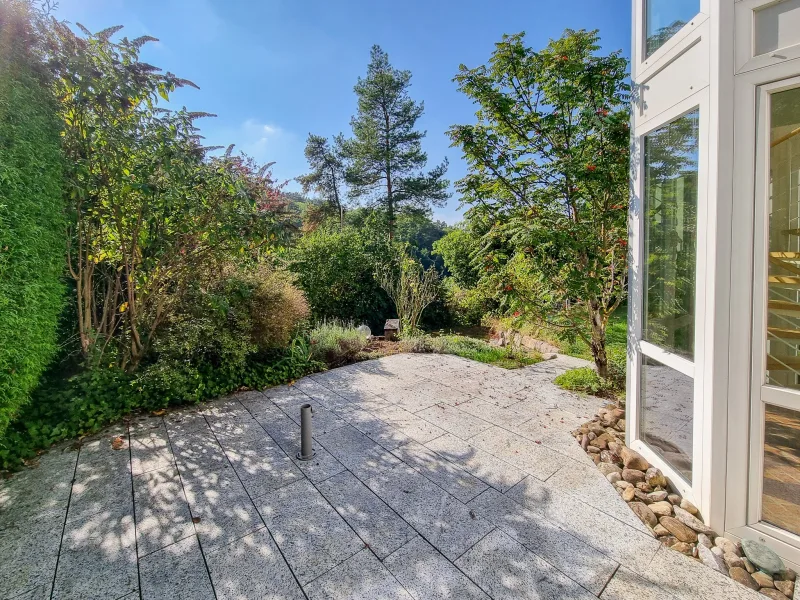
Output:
[[588, 303, 608, 379]]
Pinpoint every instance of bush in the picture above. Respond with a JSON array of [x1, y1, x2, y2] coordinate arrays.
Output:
[[309, 322, 370, 367], [554, 367, 606, 394], [398, 333, 539, 369], [288, 227, 393, 331], [0, 1, 65, 438], [0, 336, 322, 471], [441, 278, 495, 326]]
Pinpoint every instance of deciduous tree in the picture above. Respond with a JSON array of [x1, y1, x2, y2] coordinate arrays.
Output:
[[448, 30, 630, 377]]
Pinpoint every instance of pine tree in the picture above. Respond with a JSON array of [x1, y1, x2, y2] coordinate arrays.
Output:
[[297, 133, 347, 227], [344, 45, 449, 238]]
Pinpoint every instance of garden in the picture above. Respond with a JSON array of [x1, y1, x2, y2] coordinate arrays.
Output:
[[0, 1, 630, 472]]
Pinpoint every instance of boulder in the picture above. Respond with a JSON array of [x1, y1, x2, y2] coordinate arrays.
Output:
[[600, 450, 621, 465], [714, 536, 740, 557], [622, 486, 635, 502], [614, 418, 626, 431], [634, 490, 653, 504], [668, 493, 682, 505], [698, 543, 727, 575], [597, 462, 621, 477], [622, 469, 646, 484], [629, 502, 658, 528], [606, 472, 621, 485], [729, 567, 760, 591], [680, 498, 699, 515], [673, 506, 714, 535], [743, 558, 757, 574], [615, 480, 633, 490], [653, 524, 670, 537], [649, 501, 673, 517], [758, 590, 790, 600], [648, 490, 668, 502], [742, 539, 786, 576], [659, 516, 698, 543], [697, 533, 713, 549], [635, 482, 654, 493], [620, 446, 649, 470], [774, 580, 794, 598], [724, 552, 745, 570], [753, 571, 775, 588], [608, 442, 623, 455], [671, 542, 694, 556], [645, 467, 667, 488]]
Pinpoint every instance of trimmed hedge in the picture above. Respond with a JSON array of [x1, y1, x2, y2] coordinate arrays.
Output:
[[0, 1, 65, 438]]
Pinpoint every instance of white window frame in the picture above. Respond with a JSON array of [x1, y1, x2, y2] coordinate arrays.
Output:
[[735, 0, 800, 74], [727, 64, 800, 567], [628, 88, 710, 503], [633, 0, 709, 81]]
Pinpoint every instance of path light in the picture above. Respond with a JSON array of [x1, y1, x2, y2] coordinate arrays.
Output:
[[296, 403, 315, 461]]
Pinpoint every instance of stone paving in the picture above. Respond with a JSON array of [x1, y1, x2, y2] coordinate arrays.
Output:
[[0, 353, 765, 600]]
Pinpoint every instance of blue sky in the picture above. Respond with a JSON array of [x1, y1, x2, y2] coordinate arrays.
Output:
[[55, 0, 632, 224]]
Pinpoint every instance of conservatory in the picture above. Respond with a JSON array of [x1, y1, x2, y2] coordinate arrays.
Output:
[[628, 0, 800, 569]]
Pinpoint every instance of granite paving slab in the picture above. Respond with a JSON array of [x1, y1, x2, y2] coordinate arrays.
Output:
[[454, 529, 598, 600], [469, 487, 618, 595], [304, 548, 414, 600], [316, 471, 416, 559], [256, 478, 363, 584], [383, 536, 490, 600], [424, 433, 528, 492], [133, 466, 195, 557], [0, 352, 766, 600], [466, 426, 565, 481], [206, 528, 305, 600], [391, 440, 489, 503], [139, 535, 215, 599], [364, 464, 495, 561]]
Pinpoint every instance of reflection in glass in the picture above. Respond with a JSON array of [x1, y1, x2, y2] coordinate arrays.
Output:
[[646, 0, 699, 57], [641, 356, 693, 482], [766, 87, 800, 389], [643, 110, 699, 360], [762, 404, 800, 536]]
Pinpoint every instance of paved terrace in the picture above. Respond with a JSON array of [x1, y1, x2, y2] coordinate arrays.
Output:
[[0, 354, 763, 600]]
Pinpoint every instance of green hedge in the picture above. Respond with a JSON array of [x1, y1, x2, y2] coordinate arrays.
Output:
[[0, 2, 66, 438]]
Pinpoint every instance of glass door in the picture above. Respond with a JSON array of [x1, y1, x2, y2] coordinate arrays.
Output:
[[750, 82, 800, 544]]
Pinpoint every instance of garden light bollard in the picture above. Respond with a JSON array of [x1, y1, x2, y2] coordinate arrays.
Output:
[[297, 403, 315, 461]]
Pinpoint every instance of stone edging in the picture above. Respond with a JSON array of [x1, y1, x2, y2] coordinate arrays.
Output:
[[573, 403, 797, 599]]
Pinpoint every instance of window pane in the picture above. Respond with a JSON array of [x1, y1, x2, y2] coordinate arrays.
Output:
[[640, 356, 693, 482], [766, 87, 800, 389], [643, 110, 700, 360], [762, 404, 800, 536], [646, 0, 699, 57]]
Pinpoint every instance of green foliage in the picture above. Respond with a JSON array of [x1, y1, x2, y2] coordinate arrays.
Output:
[[378, 254, 439, 334], [297, 134, 347, 228], [448, 29, 630, 377], [433, 226, 482, 288], [288, 226, 393, 331], [554, 367, 605, 394], [400, 333, 539, 369], [0, 0, 65, 437], [0, 337, 321, 470], [343, 45, 449, 237], [441, 278, 495, 326], [309, 321, 369, 367], [49, 21, 293, 370]]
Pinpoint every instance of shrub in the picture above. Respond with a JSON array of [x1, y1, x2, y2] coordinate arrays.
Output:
[[605, 345, 627, 390], [0, 336, 321, 471], [241, 263, 310, 350], [441, 278, 495, 326], [309, 322, 369, 367], [0, 1, 65, 438], [398, 333, 539, 369], [554, 367, 606, 394], [288, 227, 393, 331]]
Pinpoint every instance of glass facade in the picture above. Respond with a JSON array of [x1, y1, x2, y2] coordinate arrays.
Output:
[[766, 87, 800, 389], [645, 0, 700, 57], [640, 356, 694, 482], [643, 110, 700, 360], [762, 404, 800, 536]]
